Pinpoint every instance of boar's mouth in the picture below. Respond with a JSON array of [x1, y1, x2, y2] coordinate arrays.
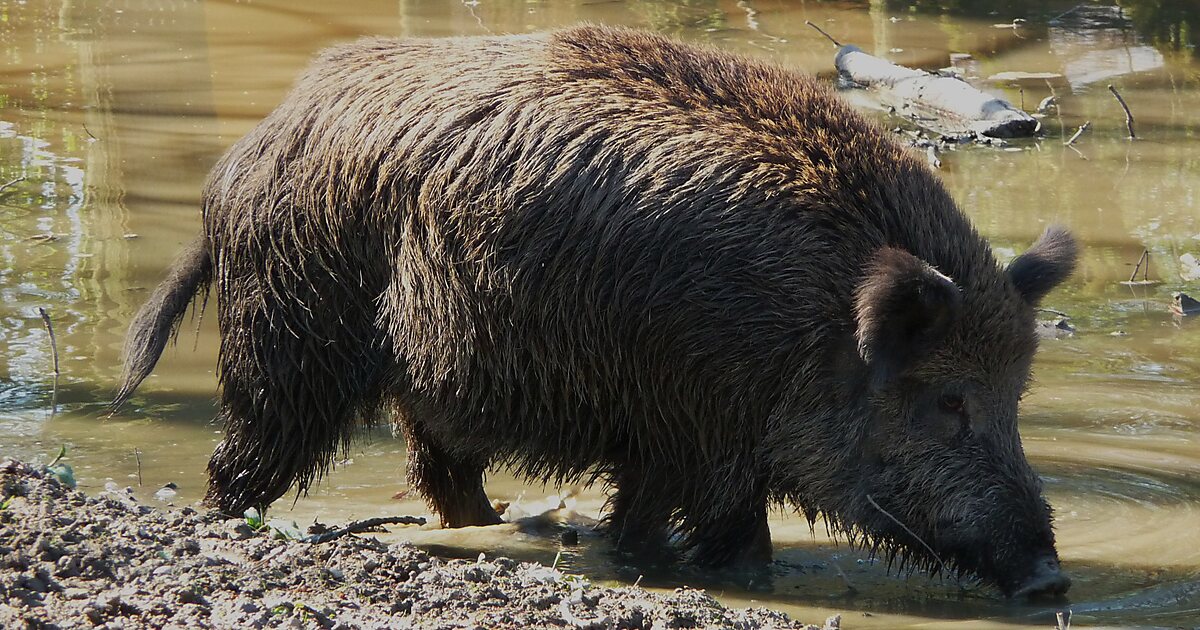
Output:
[[941, 540, 1071, 599], [1007, 555, 1071, 599], [851, 495, 1070, 599]]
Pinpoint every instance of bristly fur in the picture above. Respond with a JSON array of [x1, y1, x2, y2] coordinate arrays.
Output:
[[112, 236, 211, 411], [116, 25, 1073, 590]]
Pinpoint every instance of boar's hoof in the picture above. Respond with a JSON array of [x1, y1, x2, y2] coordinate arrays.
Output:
[[1010, 555, 1071, 599]]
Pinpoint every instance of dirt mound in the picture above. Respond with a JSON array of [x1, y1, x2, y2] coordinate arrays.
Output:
[[0, 460, 831, 629]]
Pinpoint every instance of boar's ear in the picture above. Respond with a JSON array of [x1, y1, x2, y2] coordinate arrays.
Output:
[[1006, 226, 1077, 305], [855, 247, 962, 384]]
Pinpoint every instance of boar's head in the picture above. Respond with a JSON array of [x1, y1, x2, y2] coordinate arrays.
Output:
[[814, 226, 1076, 598]]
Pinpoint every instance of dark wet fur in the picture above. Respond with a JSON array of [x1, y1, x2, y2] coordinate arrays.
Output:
[[112, 236, 211, 411], [116, 25, 1074, 592]]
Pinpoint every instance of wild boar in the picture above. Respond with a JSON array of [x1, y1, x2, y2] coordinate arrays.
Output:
[[115, 25, 1075, 597]]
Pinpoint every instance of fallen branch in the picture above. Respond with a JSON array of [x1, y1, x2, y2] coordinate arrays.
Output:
[[1064, 121, 1091, 146], [38, 308, 60, 417], [1107, 84, 1136, 139], [810, 23, 1038, 138], [302, 515, 426, 544]]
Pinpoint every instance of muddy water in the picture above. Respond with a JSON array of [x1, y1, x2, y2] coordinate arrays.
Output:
[[2, 1, 1198, 627]]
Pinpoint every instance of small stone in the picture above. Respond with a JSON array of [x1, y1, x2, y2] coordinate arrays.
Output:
[[1036, 317, 1075, 339], [1172, 292, 1200, 316], [24, 575, 48, 593], [177, 587, 205, 605], [55, 554, 81, 578], [228, 522, 257, 540]]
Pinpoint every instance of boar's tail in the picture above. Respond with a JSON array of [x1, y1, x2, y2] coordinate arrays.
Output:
[[111, 235, 213, 412]]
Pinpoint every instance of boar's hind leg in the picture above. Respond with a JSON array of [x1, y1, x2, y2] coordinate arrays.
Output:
[[204, 292, 385, 516], [401, 420, 502, 528]]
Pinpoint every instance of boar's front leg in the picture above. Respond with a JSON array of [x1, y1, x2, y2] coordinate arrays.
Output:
[[607, 465, 677, 556], [680, 478, 773, 567], [610, 465, 772, 566]]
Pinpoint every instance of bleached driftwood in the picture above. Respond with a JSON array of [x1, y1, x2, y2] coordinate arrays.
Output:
[[834, 45, 1039, 138]]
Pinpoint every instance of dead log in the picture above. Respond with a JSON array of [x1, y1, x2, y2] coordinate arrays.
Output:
[[833, 45, 1039, 138]]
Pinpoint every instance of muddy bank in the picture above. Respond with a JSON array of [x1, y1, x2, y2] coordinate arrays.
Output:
[[0, 460, 833, 629]]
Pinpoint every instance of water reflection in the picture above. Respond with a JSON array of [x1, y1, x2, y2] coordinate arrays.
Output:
[[1, 1, 1198, 628]]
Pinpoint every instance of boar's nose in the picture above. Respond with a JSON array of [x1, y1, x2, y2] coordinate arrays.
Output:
[[1011, 555, 1071, 599]]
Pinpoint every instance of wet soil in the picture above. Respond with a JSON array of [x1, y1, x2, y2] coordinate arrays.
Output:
[[0, 460, 833, 629]]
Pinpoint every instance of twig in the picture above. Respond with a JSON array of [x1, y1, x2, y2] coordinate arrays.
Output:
[[805, 20, 841, 47], [865, 494, 949, 577], [0, 176, 26, 197], [1050, 5, 1083, 23], [1019, 87, 1025, 111], [1037, 307, 1070, 318], [38, 308, 60, 417], [301, 515, 426, 543], [1064, 121, 1091, 146], [82, 122, 98, 141], [1128, 249, 1149, 283], [134, 448, 143, 486], [1055, 610, 1072, 630], [1107, 84, 1136, 139]]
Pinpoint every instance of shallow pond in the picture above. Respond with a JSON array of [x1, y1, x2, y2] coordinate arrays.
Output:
[[2, 1, 1198, 628]]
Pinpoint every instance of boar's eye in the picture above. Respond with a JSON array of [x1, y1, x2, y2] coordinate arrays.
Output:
[[938, 393, 965, 415]]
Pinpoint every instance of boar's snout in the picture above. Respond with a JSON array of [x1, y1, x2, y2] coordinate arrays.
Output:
[[1009, 553, 1070, 599]]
